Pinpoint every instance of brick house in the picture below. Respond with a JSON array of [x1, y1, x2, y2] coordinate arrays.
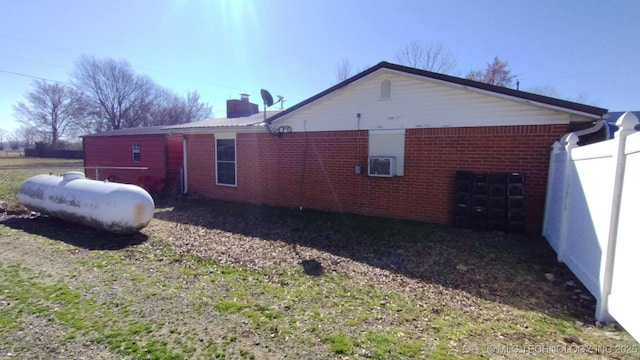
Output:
[[82, 126, 184, 193], [165, 62, 607, 234]]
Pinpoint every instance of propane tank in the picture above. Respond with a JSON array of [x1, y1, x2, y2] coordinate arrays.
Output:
[[17, 171, 154, 234]]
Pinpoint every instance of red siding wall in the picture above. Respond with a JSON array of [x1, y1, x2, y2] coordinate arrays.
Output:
[[83, 134, 184, 192], [185, 125, 567, 234]]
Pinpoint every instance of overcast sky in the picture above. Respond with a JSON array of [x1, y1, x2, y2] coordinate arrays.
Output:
[[1, 0, 638, 135]]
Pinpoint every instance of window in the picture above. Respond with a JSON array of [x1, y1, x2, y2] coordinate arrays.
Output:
[[132, 142, 141, 162], [368, 129, 405, 176], [216, 138, 236, 186]]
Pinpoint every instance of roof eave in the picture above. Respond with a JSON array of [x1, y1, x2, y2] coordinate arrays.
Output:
[[163, 124, 267, 134]]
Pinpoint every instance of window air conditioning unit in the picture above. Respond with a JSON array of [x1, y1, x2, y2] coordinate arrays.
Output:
[[368, 156, 396, 177]]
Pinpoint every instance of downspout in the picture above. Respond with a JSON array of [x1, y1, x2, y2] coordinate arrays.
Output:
[[182, 136, 188, 194], [163, 135, 169, 186], [559, 119, 604, 145]]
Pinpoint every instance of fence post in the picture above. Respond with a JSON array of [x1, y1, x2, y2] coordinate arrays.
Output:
[[555, 133, 579, 262], [543, 141, 562, 240], [597, 112, 639, 322]]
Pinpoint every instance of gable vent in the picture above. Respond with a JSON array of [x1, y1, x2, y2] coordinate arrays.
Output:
[[379, 79, 391, 99]]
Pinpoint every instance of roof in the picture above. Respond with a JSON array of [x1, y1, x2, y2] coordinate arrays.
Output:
[[266, 61, 608, 124], [81, 126, 170, 137], [164, 110, 282, 131]]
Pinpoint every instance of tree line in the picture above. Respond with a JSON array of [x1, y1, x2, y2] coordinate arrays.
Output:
[[6, 55, 213, 149], [336, 40, 515, 87]]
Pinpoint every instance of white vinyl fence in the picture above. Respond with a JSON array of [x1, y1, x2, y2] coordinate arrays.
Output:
[[543, 112, 640, 341]]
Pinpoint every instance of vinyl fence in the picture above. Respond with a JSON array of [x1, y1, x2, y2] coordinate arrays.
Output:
[[543, 112, 639, 341]]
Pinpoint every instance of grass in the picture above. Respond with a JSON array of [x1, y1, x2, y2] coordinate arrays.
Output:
[[0, 157, 83, 205], [2, 241, 638, 359], [1, 158, 639, 359], [0, 263, 180, 359]]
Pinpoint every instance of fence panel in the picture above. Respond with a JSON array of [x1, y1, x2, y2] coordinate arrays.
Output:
[[543, 112, 639, 339], [571, 141, 617, 298], [608, 130, 640, 340]]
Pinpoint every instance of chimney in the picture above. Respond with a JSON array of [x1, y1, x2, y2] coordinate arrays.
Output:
[[226, 94, 260, 118]]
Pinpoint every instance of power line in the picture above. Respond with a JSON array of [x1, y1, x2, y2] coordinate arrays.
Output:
[[1, 33, 247, 95], [0, 69, 71, 85], [0, 54, 71, 71], [0, 34, 80, 55]]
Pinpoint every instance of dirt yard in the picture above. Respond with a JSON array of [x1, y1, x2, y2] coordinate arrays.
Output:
[[0, 158, 638, 359]]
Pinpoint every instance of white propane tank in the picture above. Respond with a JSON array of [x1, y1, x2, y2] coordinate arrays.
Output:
[[17, 171, 155, 234]]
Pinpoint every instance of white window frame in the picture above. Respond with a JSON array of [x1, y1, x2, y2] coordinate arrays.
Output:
[[132, 142, 141, 162], [215, 133, 237, 186], [368, 129, 405, 176]]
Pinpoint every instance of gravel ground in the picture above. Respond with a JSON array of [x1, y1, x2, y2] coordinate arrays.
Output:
[[0, 196, 637, 359]]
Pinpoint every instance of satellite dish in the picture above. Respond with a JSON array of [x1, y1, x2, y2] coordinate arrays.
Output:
[[261, 89, 274, 107]]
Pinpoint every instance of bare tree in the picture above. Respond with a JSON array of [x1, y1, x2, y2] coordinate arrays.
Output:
[[466, 56, 516, 87], [11, 126, 37, 148], [568, 92, 599, 106], [334, 58, 353, 82], [72, 56, 212, 131], [148, 87, 182, 126], [183, 91, 212, 122], [13, 80, 87, 147], [526, 86, 599, 105], [72, 55, 155, 130], [526, 85, 560, 98], [0, 128, 6, 149], [396, 40, 457, 74], [149, 89, 212, 126], [12, 126, 37, 149]]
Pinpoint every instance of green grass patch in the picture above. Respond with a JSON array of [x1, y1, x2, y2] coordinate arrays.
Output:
[[214, 300, 252, 314], [324, 332, 354, 355], [0, 264, 182, 359]]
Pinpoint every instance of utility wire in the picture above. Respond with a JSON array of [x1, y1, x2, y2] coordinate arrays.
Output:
[[0, 54, 72, 71], [0, 34, 79, 55], [1, 33, 247, 95], [0, 69, 71, 85]]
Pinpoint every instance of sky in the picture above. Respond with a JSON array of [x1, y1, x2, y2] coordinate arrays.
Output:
[[1, 0, 639, 138]]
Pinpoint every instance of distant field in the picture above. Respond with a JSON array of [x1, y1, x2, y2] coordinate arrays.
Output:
[[0, 157, 83, 206], [0, 150, 24, 158]]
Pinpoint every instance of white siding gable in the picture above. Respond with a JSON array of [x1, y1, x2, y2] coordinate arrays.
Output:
[[273, 69, 596, 132]]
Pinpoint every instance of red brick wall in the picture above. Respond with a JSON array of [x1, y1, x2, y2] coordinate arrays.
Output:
[[83, 135, 179, 192], [185, 125, 567, 234], [166, 135, 184, 189], [184, 134, 215, 194]]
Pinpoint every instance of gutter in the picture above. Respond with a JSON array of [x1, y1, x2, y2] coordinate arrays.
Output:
[[559, 119, 604, 145]]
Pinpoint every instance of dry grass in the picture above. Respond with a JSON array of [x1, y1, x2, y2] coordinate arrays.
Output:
[[0, 157, 83, 210], [0, 150, 24, 158], [0, 158, 638, 359]]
